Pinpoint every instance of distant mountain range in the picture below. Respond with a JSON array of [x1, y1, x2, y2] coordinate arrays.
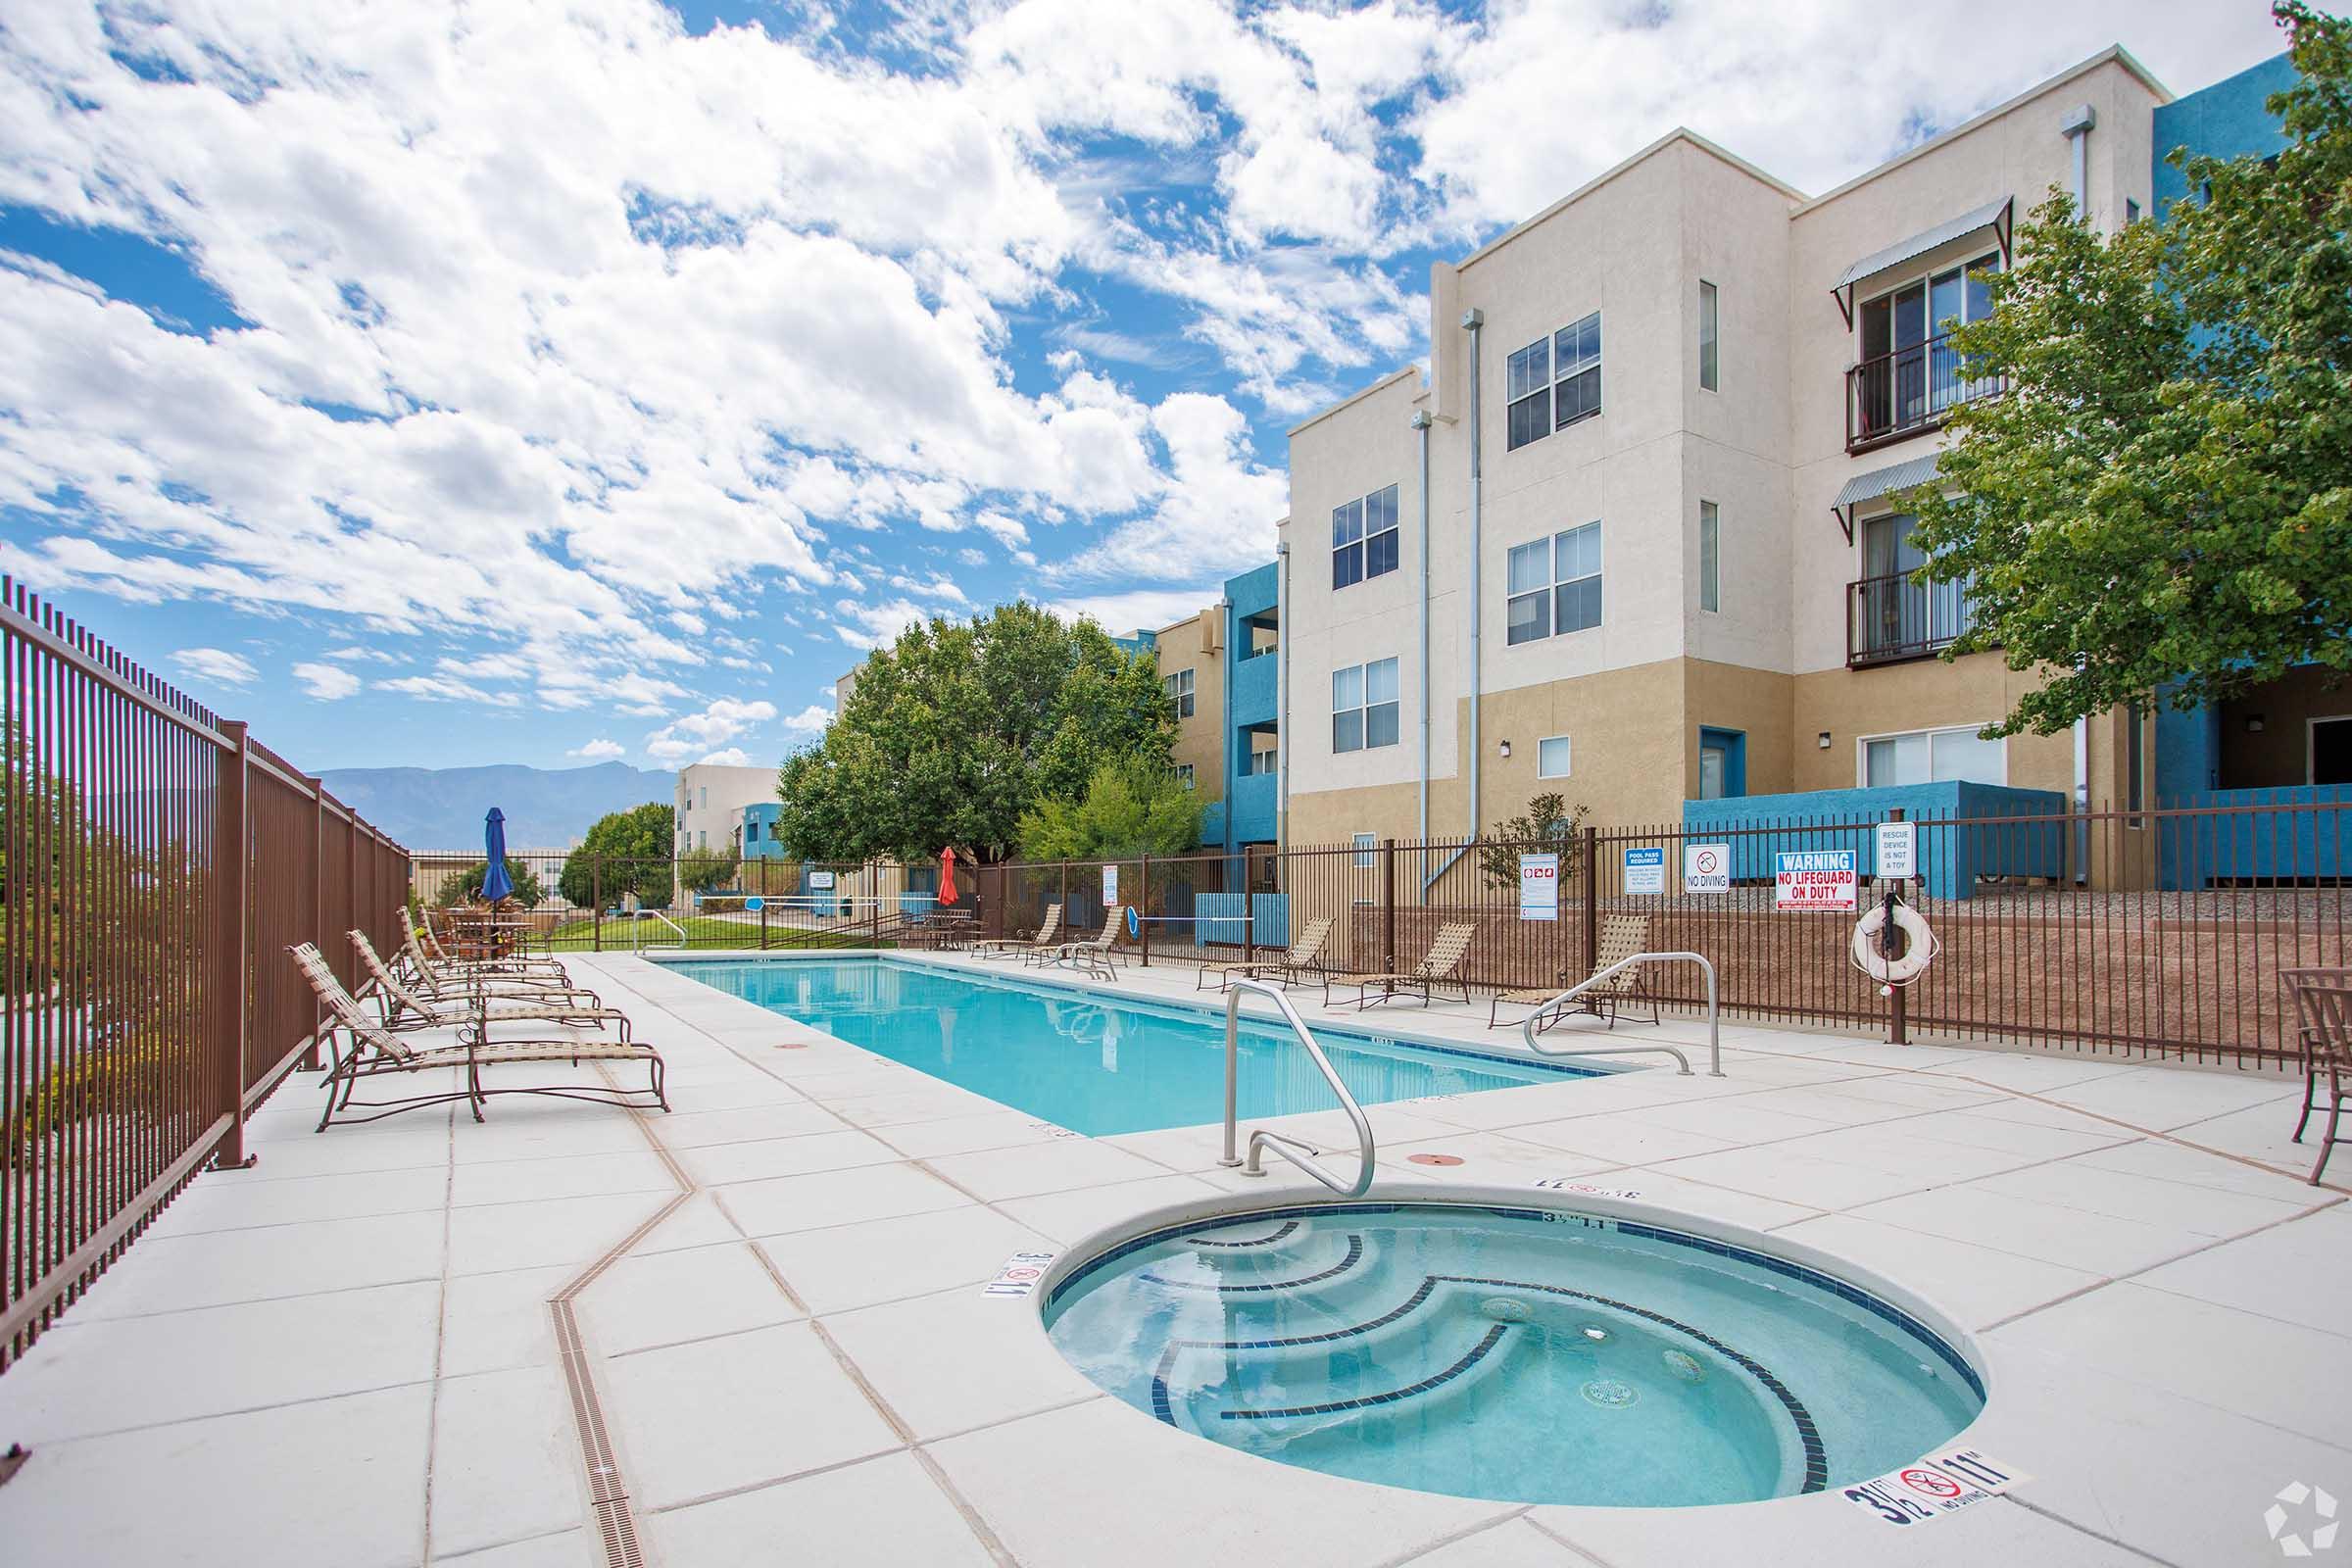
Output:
[[318, 760, 675, 850]]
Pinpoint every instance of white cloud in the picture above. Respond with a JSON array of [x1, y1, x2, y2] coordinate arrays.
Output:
[[1052, 393, 1289, 581], [1048, 585, 1221, 638], [698, 747, 751, 767], [644, 695, 777, 762], [171, 646, 258, 687], [779, 704, 832, 738], [291, 661, 363, 701], [567, 737, 625, 761], [835, 599, 938, 651]]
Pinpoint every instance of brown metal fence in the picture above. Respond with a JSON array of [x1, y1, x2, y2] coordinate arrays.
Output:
[[1, 581, 409, 1367]]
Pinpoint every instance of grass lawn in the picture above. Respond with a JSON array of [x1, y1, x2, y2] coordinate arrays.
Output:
[[533, 914, 880, 952]]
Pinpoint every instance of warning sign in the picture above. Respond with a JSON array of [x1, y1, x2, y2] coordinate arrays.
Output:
[[1518, 852, 1559, 922], [1841, 1448, 2028, 1527], [981, 1250, 1059, 1299], [1776, 849, 1857, 911], [1683, 844, 1730, 894], [1623, 847, 1665, 896]]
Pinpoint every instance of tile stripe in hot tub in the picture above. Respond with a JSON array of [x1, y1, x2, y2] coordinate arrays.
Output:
[[1221, 1324, 1513, 1421], [1140, 1236, 1367, 1294], [1183, 1221, 1300, 1250]]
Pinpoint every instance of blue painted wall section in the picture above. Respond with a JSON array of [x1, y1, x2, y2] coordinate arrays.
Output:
[[1682, 782, 2068, 902], [2159, 784, 2350, 889], [1219, 559, 1282, 851], [738, 801, 788, 859], [2152, 52, 2297, 217]]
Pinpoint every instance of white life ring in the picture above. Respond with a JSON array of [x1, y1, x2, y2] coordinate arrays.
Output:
[[1852, 901, 1938, 984]]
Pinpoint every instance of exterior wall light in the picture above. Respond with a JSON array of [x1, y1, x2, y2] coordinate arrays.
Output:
[[2246, 714, 2267, 733], [1498, 739, 1512, 758], [1818, 732, 1833, 749]]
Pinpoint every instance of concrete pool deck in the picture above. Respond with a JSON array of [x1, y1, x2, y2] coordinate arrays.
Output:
[[0, 947, 2343, 1567]]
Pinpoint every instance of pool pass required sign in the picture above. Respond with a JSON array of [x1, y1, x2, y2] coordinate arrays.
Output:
[[1841, 1448, 2029, 1527], [1775, 849, 1858, 911]]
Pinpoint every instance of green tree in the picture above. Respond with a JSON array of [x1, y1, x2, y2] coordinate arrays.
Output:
[[1017, 757, 1204, 860], [555, 802, 674, 909], [434, 858, 547, 909], [1477, 792, 1590, 892], [774, 602, 1176, 862], [1904, 2, 2350, 736], [678, 845, 740, 895]]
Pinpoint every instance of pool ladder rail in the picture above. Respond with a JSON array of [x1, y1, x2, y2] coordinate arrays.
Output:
[[1218, 979, 1376, 1198], [1520, 952, 1726, 1078]]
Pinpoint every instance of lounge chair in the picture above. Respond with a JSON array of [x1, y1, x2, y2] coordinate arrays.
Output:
[[1056, 906, 1135, 982], [2283, 966, 2352, 1184], [973, 904, 1061, 960], [406, 919, 568, 985], [401, 922, 596, 1005], [1322, 922, 1478, 1010], [291, 943, 666, 1130], [1196, 917, 1335, 993], [350, 930, 632, 1041], [1489, 914, 1660, 1031]]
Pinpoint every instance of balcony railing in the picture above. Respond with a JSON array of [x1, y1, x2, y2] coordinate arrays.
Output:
[[1848, 571, 1976, 666], [1845, 330, 2001, 453]]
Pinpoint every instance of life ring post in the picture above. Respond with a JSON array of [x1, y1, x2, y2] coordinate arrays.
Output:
[[1886, 808, 1907, 1045]]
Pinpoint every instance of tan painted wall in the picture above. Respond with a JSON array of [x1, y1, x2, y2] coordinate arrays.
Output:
[[1151, 607, 1226, 803], [1685, 661, 1796, 798], [1789, 651, 2073, 795]]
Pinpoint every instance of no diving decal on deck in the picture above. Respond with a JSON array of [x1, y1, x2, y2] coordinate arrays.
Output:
[[981, 1250, 1058, 1298], [1842, 1448, 2028, 1526]]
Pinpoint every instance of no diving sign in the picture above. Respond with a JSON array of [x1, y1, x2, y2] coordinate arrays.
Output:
[[981, 1250, 1058, 1299], [1683, 844, 1730, 894], [1842, 1448, 2028, 1527]]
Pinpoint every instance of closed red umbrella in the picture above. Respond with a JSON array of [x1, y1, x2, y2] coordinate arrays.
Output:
[[937, 846, 959, 906]]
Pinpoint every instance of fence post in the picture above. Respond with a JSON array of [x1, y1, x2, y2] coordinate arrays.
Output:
[[1382, 837, 1397, 974], [1058, 859, 1069, 930], [213, 720, 254, 1171], [1139, 853, 1152, 967], [1582, 824, 1599, 979], [592, 861, 603, 953], [1886, 807, 1908, 1047], [306, 775, 327, 1071], [1244, 845, 1258, 970]]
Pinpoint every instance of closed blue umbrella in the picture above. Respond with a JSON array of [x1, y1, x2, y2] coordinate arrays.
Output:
[[481, 808, 514, 904]]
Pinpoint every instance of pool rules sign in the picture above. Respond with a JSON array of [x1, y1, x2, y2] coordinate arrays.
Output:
[[1518, 852, 1558, 921]]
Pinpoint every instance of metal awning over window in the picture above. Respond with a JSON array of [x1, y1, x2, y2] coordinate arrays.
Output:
[[1832, 453, 1941, 544], [1831, 197, 2013, 325]]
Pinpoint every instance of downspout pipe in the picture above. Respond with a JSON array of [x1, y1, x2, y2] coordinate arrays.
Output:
[[1275, 540, 1290, 857], [1428, 311, 1484, 894], [1411, 410, 1432, 872]]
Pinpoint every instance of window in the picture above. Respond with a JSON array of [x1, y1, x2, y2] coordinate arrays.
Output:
[[1504, 311, 1602, 451], [2312, 716, 2352, 786], [1861, 725, 2004, 788], [1162, 667, 1195, 718], [2125, 197, 2141, 225], [745, 820, 760, 843], [1172, 762, 1195, 789], [1332, 484, 1399, 588], [1698, 280, 1719, 392], [1699, 501, 1720, 613], [1250, 744, 1279, 776], [698, 830, 708, 850], [1505, 522, 1603, 645], [1856, 254, 2001, 439], [698, 786, 708, 810], [1537, 736, 1572, 778], [1332, 658, 1399, 754], [1353, 833, 1378, 868]]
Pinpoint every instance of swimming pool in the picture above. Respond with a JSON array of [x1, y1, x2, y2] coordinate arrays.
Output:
[[666, 957, 1602, 1136], [1044, 1200, 1985, 1508]]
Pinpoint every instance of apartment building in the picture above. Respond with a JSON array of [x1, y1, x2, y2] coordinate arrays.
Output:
[[673, 760, 779, 858], [1281, 44, 2308, 868]]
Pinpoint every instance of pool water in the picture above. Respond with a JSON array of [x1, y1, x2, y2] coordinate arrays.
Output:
[[1045, 1203, 1984, 1508], [667, 957, 1598, 1136]]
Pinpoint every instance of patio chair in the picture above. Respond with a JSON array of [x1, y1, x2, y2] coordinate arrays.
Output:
[[401, 922, 595, 1004], [349, 930, 633, 1042], [1196, 917, 1335, 994], [291, 943, 665, 1130], [419, 909, 566, 977], [1323, 922, 1478, 1011], [972, 904, 1060, 960], [1056, 906, 1136, 982], [2282, 967, 2352, 1185], [1489, 915, 1660, 1031]]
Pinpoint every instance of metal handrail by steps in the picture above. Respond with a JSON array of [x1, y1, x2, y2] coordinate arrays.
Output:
[[1218, 978, 1376, 1197], [1520, 952, 1726, 1077], [632, 909, 688, 953]]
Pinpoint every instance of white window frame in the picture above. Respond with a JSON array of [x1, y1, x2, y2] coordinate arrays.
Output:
[[1162, 667, 1195, 718], [1172, 761, 1195, 789], [1855, 251, 2004, 416], [1504, 311, 1602, 452], [1537, 736, 1573, 779], [1699, 501, 1720, 613], [1352, 833, 1378, 869], [1250, 744, 1279, 776], [1505, 522, 1603, 646], [1332, 484, 1400, 589], [1854, 722, 2008, 788], [1698, 280, 1719, 392], [1331, 658, 1400, 754]]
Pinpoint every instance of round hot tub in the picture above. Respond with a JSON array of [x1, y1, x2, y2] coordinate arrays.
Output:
[[1041, 1198, 1984, 1508]]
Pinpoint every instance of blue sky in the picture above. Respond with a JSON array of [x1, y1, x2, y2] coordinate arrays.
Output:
[[0, 0, 2287, 772]]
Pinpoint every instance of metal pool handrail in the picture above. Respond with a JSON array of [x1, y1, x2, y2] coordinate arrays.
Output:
[[633, 909, 688, 953], [1520, 951, 1724, 1077], [1219, 978, 1376, 1197]]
